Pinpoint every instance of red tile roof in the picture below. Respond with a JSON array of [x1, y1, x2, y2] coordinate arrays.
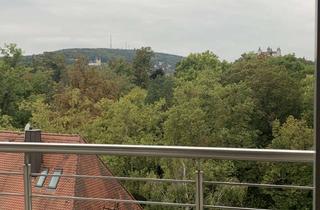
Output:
[[0, 131, 142, 210]]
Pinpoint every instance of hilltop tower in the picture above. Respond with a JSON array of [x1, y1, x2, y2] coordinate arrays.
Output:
[[276, 47, 281, 56], [267, 47, 272, 53], [257, 47, 281, 57]]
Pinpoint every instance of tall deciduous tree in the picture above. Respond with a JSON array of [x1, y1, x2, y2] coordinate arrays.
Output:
[[223, 57, 303, 147], [132, 47, 154, 88], [175, 51, 222, 81], [146, 69, 175, 106], [262, 116, 313, 210], [0, 43, 22, 68], [67, 57, 133, 102]]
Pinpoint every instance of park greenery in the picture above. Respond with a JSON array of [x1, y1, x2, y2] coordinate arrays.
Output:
[[0, 43, 314, 209]]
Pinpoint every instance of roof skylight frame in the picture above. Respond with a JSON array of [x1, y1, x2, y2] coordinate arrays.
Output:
[[47, 169, 63, 189], [35, 168, 48, 188]]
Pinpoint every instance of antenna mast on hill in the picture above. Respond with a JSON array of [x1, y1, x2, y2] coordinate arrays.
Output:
[[110, 33, 112, 49], [106, 33, 108, 49]]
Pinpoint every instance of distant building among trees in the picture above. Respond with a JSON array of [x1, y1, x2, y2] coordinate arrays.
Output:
[[153, 61, 172, 73], [257, 47, 281, 57], [88, 57, 102, 66]]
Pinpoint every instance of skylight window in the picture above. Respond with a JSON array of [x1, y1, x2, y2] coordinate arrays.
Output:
[[35, 168, 48, 187], [48, 169, 62, 189]]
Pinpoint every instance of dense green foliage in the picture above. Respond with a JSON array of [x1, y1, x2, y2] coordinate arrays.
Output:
[[0, 43, 314, 209]]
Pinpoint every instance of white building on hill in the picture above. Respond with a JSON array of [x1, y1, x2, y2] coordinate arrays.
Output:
[[88, 58, 102, 66]]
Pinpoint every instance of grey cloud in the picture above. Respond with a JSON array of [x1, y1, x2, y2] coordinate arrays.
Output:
[[0, 0, 315, 61]]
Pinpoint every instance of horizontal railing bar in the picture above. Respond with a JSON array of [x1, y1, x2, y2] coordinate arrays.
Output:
[[0, 142, 314, 162], [204, 180, 314, 190], [32, 194, 195, 207], [204, 205, 271, 210], [0, 192, 24, 196], [31, 173, 195, 183], [0, 171, 23, 176], [30, 173, 313, 190], [32, 194, 270, 210]]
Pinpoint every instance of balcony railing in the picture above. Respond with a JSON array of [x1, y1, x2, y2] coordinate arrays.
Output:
[[0, 142, 315, 210]]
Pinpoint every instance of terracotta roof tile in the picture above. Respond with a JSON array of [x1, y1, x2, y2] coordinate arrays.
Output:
[[0, 131, 142, 210]]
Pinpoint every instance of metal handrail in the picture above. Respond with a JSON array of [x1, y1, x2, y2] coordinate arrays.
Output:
[[0, 142, 314, 162], [0, 142, 314, 210]]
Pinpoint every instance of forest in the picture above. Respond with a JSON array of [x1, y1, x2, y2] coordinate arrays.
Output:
[[21, 48, 183, 74], [0, 43, 315, 209]]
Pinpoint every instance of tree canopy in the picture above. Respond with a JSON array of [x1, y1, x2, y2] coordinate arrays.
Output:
[[0, 44, 315, 209]]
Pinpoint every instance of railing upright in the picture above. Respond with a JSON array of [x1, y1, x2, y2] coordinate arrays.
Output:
[[315, 0, 320, 209], [24, 153, 32, 210], [195, 170, 204, 210]]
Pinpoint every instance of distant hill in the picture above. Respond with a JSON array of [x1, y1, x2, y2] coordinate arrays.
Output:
[[23, 48, 184, 73]]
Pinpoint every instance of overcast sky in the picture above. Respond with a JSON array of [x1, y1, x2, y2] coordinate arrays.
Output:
[[0, 0, 315, 61]]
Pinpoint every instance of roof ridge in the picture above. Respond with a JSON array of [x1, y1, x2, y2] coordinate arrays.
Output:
[[0, 130, 23, 134], [0, 130, 82, 138], [41, 132, 81, 137]]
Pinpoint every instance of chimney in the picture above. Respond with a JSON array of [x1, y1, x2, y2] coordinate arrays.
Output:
[[24, 129, 42, 174]]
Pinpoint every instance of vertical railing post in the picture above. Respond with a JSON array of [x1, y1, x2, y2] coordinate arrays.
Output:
[[315, 0, 320, 209], [24, 152, 32, 210], [195, 170, 203, 210]]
